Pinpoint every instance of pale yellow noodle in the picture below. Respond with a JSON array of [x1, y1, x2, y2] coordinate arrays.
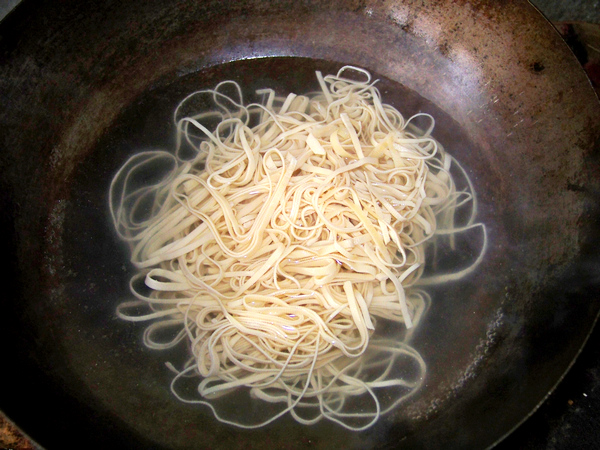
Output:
[[109, 66, 487, 430]]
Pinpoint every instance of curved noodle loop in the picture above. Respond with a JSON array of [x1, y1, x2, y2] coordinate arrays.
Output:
[[109, 67, 486, 430]]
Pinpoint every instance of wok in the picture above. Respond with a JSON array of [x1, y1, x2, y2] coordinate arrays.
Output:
[[1, 0, 599, 448]]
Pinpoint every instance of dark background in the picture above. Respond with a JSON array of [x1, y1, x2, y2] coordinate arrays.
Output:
[[0, 1, 598, 449]]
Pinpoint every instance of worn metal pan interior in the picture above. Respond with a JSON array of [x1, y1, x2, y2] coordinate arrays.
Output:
[[1, 0, 599, 448]]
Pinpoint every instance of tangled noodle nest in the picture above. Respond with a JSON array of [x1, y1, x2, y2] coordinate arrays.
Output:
[[109, 66, 486, 430]]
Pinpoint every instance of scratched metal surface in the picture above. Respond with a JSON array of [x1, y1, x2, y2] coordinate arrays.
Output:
[[0, 2, 596, 448]]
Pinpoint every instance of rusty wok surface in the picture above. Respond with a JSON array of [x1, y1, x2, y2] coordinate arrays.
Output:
[[1, 0, 599, 448]]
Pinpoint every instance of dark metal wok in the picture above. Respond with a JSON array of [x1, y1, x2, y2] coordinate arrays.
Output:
[[1, 0, 599, 448]]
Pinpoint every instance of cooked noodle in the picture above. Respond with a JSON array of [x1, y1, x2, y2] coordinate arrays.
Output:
[[109, 66, 487, 430]]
